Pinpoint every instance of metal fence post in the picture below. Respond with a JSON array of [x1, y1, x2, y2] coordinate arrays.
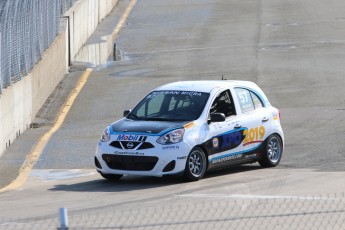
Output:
[[58, 207, 69, 230]]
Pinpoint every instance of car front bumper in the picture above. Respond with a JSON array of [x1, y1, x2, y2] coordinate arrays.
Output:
[[95, 138, 192, 177]]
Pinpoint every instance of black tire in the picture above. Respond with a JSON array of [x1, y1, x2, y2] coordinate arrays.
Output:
[[100, 172, 123, 181], [259, 134, 283, 167], [184, 147, 207, 181]]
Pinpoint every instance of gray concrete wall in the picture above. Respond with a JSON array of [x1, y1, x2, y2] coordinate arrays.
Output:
[[0, 27, 68, 157], [65, 0, 118, 62], [0, 0, 118, 156]]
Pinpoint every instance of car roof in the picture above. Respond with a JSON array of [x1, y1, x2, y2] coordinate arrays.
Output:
[[154, 80, 259, 93]]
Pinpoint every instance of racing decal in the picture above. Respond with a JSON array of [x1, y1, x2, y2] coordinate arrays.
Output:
[[147, 91, 203, 97], [245, 153, 261, 159], [272, 111, 279, 120], [114, 150, 144, 156], [184, 122, 195, 129], [212, 138, 219, 148], [117, 135, 147, 142], [208, 144, 264, 168], [212, 123, 224, 130], [177, 156, 187, 160], [242, 126, 265, 146], [162, 146, 180, 150], [205, 129, 246, 155], [211, 154, 242, 164], [235, 87, 267, 107]]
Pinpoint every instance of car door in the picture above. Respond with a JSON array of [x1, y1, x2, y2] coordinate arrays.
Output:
[[206, 89, 246, 168], [233, 87, 271, 155]]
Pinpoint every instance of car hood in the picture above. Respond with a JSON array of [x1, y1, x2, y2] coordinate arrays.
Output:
[[111, 118, 190, 135]]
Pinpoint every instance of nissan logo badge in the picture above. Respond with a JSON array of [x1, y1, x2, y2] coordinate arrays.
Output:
[[127, 142, 134, 149]]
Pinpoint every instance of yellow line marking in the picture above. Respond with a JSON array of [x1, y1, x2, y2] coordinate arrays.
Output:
[[112, 0, 137, 39], [0, 0, 138, 193], [0, 69, 92, 193], [114, 0, 137, 35]]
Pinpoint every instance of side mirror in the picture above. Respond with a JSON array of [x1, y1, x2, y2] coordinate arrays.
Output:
[[210, 113, 226, 123], [123, 109, 131, 117]]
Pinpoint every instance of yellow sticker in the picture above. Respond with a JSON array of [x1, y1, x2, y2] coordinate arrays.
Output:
[[243, 126, 266, 145], [212, 138, 219, 148], [184, 122, 195, 129]]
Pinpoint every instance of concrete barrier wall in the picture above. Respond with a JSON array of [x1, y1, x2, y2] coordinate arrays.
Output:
[[0, 0, 118, 156], [31, 29, 69, 118], [99, 0, 119, 20], [0, 26, 68, 157], [0, 72, 33, 154], [66, 0, 118, 62]]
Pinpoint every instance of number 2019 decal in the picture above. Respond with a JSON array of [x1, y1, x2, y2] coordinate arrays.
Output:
[[243, 126, 265, 146]]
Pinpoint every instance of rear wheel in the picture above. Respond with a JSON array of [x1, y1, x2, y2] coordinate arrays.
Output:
[[100, 172, 123, 181], [259, 134, 283, 167], [184, 147, 207, 181]]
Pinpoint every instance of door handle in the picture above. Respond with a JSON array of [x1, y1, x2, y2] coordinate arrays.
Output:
[[262, 117, 269, 122], [234, 124, 242, 129]]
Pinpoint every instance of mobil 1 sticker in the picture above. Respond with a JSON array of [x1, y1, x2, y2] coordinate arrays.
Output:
[[116, 134, 147, 142]]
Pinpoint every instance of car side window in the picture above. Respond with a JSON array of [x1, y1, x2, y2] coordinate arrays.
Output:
[[210, 90, 236, 117], [235, 88, 255, 113], [250, 91, 263, 109]]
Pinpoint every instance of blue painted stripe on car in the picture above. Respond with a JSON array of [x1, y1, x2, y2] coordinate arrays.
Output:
[[221, 127, 247, 135], [109, 127, 181, 136]]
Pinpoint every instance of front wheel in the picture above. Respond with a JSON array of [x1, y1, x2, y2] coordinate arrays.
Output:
[[259, 134, 283, 167], [184, 147, 207, 181], [100, 172, 123, 181]]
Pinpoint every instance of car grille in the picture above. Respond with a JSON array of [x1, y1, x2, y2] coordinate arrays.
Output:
[[109, 141, 155, 150], [102, 154, 158, 171]]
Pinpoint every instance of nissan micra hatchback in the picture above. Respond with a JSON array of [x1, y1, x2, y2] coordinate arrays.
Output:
[[95, 80, 284, 181]]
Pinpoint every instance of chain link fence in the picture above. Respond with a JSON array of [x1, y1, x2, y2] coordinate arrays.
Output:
[[0, 193, 344, 229], [0, 0, 78, 94]]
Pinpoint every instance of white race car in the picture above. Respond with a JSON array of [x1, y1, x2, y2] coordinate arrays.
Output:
[[95, 80, 284, 181]]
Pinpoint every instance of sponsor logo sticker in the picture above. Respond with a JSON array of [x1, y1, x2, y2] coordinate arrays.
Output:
[[148, 91, 203, 97], [272, 111, 279, 120], [212, 154, 242, 164], [184, 122, 195, 129], [242, 126, 265, 146], [212, 138, 219, 148], [245, 153, 260, 159], [117, 135, 147, 142], [162, 146, 180, 150], [114, 151, 144, 156]]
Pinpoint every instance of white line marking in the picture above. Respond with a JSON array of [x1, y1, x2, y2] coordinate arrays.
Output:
[[175, 194, 335, 200], [31, 169, 95, 182], [126, 39, 345, 55]]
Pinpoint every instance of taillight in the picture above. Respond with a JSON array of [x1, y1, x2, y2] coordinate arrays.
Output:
[[278, 110, 281, 120]]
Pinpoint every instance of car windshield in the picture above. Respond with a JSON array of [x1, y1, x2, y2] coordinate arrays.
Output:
[[128, 90, 210, 121]]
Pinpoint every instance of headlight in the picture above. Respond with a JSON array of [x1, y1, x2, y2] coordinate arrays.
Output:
[[100, 127, 110, 142], [157, 128, 185, 145]]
